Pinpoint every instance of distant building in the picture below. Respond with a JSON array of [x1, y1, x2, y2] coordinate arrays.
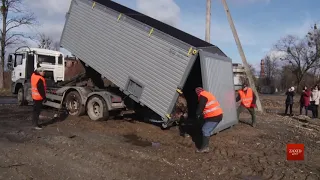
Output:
[[232, 63, 246, 90], [259, 59, 275, 94]]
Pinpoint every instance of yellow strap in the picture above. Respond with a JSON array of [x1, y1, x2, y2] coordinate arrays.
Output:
[[149, 28, 154, 37], [92, 1, 96, 9], [187, 47, 192, 56], [117, 13, 122, 21], [166, 114, 171, 119], [176, 89, 183, 94]]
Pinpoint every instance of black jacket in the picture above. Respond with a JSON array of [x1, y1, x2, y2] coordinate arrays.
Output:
[[285, 91, 295, 104], [33, 72, 46, 100]]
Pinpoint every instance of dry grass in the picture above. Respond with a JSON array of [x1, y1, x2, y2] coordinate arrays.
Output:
[[1, 71, 12, 96], [0, 88, 11, 96]]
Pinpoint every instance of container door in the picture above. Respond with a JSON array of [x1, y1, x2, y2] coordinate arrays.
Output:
[[199, 50, 238, 134]]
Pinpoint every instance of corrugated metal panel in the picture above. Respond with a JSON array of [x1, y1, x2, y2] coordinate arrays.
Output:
[[89, 0, 227, 54], [199, 51, 238, 133], [60, 0, 195, 119]]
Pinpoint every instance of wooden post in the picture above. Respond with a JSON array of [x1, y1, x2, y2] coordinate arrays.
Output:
[[221, 0, 264, 112], [205, 0, 211, 43]]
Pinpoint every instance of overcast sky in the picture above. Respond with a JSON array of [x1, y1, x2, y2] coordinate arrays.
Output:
[[14, 0, 320, 69]]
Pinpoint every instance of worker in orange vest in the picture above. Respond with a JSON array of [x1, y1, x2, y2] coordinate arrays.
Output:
[[31, 67, 47, 130], [195, 87, 223, 153], [236, 83, 257, 127]]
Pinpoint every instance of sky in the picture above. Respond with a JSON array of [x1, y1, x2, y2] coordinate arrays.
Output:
[[13, 0, 320, 70]]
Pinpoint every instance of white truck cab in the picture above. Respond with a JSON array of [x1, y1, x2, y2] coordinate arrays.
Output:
[[7, 46, 65, 105], [7, 47, 65, 83]]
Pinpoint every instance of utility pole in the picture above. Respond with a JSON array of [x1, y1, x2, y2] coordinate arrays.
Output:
[[221, 0, 264, 112], [205, 0, 211, 42]]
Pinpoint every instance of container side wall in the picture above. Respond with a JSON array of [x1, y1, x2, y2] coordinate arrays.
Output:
[[199, 51, 238, 133], [60, 0, 195, 119]]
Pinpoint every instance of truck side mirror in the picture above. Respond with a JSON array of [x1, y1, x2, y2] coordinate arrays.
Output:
[[7, 54, 14, 70]]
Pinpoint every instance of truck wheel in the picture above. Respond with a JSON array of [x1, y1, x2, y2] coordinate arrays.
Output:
[[86, 96, 109, 121], [17, 87, 26, 106], [64, 91, 85, 116]]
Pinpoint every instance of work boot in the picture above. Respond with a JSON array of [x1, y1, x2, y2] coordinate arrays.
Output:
[[196, 136, 210, 153], [251, 116, 256, 127], [34, 126, 42, 130]]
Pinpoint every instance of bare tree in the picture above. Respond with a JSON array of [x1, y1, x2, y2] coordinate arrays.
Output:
[[0, 0, 36, 88], [279, 64, 295, 91], [275, 24, 320, 90], [34, 33, 60, 51], [53, 41, 60, 51], [239, 64, 258, 87], [262, 55, 279, 86], [36, 33, 53, 49]]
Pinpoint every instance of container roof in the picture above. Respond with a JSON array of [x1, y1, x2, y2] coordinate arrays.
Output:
[[93, 0, 227, 57]]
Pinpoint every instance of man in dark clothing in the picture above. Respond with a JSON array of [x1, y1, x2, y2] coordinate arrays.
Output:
[[285, 87, 295, 116], [195, 87, 223, 153], [31, 67, 47, 130], [236, 83, 257, 127]]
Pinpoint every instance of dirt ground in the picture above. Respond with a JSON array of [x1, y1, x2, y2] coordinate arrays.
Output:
[[0, 95, 319, 180]]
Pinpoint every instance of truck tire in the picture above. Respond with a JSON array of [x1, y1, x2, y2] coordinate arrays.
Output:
[[86, 95, 109, 121], [64, 91, 85, 116], [17, 87, 26, 106]]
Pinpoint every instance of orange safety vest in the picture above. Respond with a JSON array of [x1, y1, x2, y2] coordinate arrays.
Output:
[[31, 73, 47, 100], [198, 90, 223, 118], [238, 87, 253, 108]]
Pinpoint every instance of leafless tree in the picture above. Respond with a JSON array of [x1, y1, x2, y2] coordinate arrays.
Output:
[[274, 24, 320, 90], [239, 64, 258, 87], [279, 64, 296, 91], [36, 33, 53, 49], [34, 33, 60, 51], [262, 55, 279, 86], [0, 0, 36, 88], [53, 41, 60, 51]]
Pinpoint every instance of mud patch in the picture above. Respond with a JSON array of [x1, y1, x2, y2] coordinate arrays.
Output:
[[242, 176, 263, 180], [123, 134, 152, 147], [43, 135, 76, 146], [3, 130, 30, 143]]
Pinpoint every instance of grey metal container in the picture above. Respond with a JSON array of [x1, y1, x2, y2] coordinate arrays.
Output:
[[60, 0, 238, 132]]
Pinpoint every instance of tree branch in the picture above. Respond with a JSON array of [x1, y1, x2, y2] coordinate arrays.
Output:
[[6, 14, 36, 33]]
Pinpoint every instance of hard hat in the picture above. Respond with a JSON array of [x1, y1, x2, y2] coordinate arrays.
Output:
[[36, 67, 45, 72]]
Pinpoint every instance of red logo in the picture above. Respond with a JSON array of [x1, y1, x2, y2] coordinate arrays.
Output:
[[287, 144, 304, 161]]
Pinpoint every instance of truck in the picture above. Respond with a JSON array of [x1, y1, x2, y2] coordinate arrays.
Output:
[[8, 0, 238, 132], [7, 46, 126, 120]]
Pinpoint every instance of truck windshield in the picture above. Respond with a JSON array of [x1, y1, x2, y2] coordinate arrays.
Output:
[[38, 54, 56, 64]]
